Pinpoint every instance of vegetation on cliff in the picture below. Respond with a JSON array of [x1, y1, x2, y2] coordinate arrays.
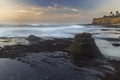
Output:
[[104, 11, 120, 18]]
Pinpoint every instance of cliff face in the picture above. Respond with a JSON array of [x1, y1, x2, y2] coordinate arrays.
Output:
[[92, 17, 120, 25]]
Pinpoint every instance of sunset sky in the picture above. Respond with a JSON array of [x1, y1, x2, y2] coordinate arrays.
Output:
[[0, 0, 120, 23]]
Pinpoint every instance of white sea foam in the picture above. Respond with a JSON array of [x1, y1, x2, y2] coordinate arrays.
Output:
[[0, 24, 87, 38]]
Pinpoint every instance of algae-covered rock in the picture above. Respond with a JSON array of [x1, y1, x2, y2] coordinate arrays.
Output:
[[67, 33, 102, 57]]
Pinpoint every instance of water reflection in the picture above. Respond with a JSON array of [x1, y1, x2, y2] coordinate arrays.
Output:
[[0, 50, 115, 80], [15, 52, 114, 80], [0, 58, 41, 80]]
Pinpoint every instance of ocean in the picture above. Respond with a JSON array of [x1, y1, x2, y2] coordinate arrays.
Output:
[[0, 24, 89, 38], [0, 24, 119, 38]]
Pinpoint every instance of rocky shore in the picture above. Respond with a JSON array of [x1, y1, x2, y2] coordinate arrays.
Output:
[[0, 35, 73, 58], [0, 33, 119, 80], [0, 33, 103, 58]]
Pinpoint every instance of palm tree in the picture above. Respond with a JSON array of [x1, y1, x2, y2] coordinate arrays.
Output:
[[110, 11, 113, 16], [116, 11, 120, 16], [112, 13, 115, 16], [103, 15, 107, 18]]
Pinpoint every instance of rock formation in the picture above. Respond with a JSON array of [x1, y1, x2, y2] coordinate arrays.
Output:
[[92, 17, 120, 25], [27, 35, 41, 42], [92, 11, 120, 25], [67, 33, 103, 57]]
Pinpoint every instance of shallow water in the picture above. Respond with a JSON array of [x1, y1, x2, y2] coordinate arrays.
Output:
[[0, 58, 41, 80], [0, 38, 29, 47], [0, 52, 113, 80]]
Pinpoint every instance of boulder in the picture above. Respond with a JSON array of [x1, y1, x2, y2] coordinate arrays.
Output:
[[27, 35, 41, 42], [66, 33, 103, 57]]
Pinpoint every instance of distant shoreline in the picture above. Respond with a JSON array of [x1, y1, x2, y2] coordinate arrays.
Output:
[[84, 24, 120, 28]]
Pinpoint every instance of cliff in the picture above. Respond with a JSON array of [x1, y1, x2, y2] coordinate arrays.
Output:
[[92, 17, 120, 25]]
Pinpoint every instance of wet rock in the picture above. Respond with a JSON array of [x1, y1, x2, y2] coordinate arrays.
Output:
[[112, 43, 120, 47], [101, 29, 109, 31], [67, 33, 103, 57], [0, 38, 73, 58], [104, 38, 120, 42], [27, 35, 41, 42]]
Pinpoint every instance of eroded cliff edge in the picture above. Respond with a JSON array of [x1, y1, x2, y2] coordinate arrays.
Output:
[[92, 17, 120, 25]]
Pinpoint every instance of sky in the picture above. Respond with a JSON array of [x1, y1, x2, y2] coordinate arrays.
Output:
[[0, 0, 120, 23]]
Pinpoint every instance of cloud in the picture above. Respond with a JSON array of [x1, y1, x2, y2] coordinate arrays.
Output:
[[13, 0, 105, 10], [48, 3, 63, 9], [0, 0, 119, 23], [71, 9, 79, 12], [0, 6, 84, 23]]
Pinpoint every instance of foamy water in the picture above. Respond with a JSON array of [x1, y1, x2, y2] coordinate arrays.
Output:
[[0, 24, 88, 38]]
